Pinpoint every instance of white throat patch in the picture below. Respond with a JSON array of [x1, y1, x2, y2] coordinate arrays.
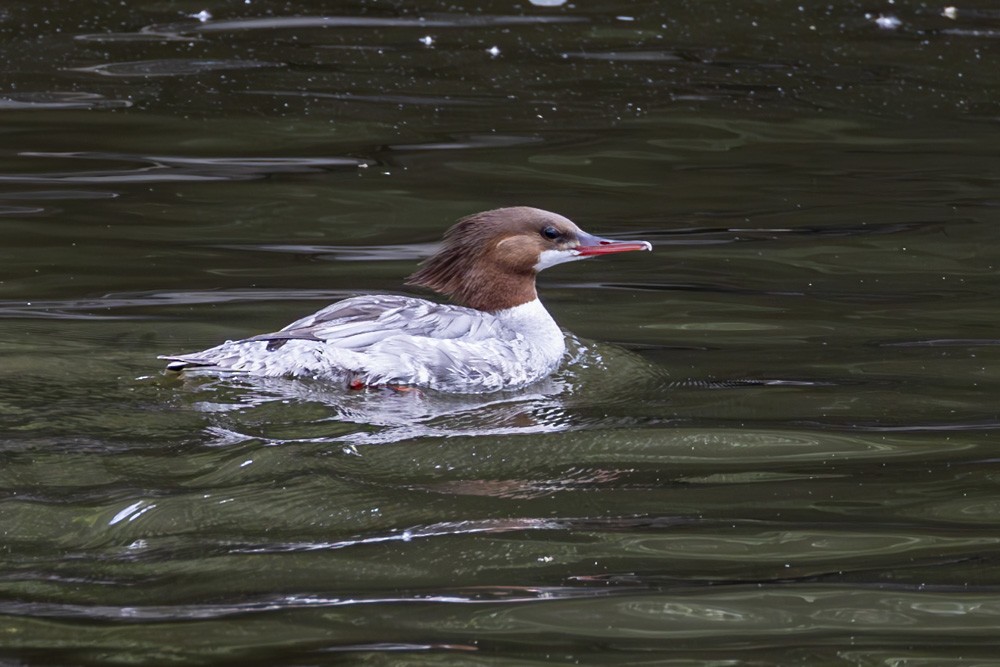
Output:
[[534, 248, 587, 272]]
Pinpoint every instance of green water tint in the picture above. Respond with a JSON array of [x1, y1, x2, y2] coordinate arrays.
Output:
[[2, 0, 1000, 664]]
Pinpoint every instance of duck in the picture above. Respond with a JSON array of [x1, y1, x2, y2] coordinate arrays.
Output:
[[161, 206, 651, 393]]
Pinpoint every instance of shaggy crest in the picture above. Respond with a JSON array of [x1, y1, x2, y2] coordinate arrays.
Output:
[[407, 207, 573, 312]]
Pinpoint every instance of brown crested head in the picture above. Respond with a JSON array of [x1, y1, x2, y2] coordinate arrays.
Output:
[[406, 207, 585, 312]]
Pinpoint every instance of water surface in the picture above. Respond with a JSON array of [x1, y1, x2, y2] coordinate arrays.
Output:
[[2, 1, 1000, 664]]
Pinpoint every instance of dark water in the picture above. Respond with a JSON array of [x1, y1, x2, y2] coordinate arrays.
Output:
[[3, 0, 1000, 664]]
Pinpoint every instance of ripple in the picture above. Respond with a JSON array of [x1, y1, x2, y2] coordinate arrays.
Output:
[[0, 92, 132, 110], [0, 152, 367, 185], [0, 205, 45, 216], [141, 155, 366, 171], [800, 419, 1000, 433], [68, 59, 283, 77], [0, 587, 609, 622], [233, 517, 568, 554], [108, 500, 158, 526], [388, 134, 545, 151], [580, 429, 978, 463], [477, 588, 1000, 640], [563, 50, 684, 62], [0, 289, 359, 320], [216, 242, 438, 262], [882, 338, 1000, 348], [942, 28, 1000, 38], [608, 529, 1000, 565], [445, 161, 651, 188], [76, 14, 587, 43], [251, 90, 491, 107], [418, 466, 631, 500], [74, 27, 202, 43], [188, 14, 587, 32], [911, 497, 1000, 525], [0, 189, 118, 201]]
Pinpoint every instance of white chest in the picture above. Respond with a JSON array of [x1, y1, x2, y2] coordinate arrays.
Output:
[[494, 299, 566, 369]]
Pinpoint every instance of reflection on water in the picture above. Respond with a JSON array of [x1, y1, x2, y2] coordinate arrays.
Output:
[[174, 335, 663, 446], [2, 0, 1000, 663]]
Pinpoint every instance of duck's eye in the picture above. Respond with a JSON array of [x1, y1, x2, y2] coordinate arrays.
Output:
[[541, 226, 560, 240]]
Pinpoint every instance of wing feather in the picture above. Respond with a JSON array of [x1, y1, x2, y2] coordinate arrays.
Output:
[[244, 295, 493, 351]]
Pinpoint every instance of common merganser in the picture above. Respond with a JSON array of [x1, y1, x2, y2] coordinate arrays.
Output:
[[161, 206, 651, 393]]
